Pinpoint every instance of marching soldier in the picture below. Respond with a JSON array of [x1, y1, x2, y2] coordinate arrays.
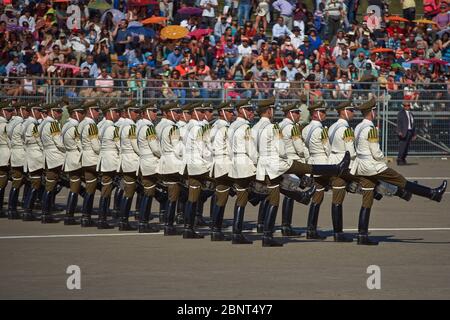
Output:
[[228, 99, 258, 244], [0, 102, 14, 218], [117, 101, 141, 231], [179, 102, 210, 239], [78, 100, 101, 227], [112, 107, 127, 217], [277, 102, 310, 236], [174, 103, 192, 224], [136, 101, 161, 233], [351, 98, 447, 245], [302, 101, 332, 240], [62, 103, 85, 225], [6, 101, 26, 219], [195, 101, 214, 227], [39, 100, 67, 223], [156, 102, 184, 236], [254, 98, 350, 246], [209, 101, 235, 241], [22, 102, 45, 221], [327, 100, 360, 242]]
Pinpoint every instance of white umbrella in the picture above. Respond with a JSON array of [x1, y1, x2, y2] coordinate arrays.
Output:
[[101, 9, 125, 25]]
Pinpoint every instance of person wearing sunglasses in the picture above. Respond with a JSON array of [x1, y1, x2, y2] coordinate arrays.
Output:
[[78, 100, 102, 227], [116, 101, 142, 231], [156, 101, 184, 236], [38, 99, 68, 223]]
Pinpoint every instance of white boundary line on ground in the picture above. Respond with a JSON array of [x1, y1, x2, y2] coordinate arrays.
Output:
[[1, 228, 450, 240]]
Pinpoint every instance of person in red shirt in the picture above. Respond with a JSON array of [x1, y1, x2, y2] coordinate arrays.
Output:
[[386, 21, 405, 37]]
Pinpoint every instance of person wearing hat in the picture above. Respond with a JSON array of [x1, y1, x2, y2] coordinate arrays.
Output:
[[396, 97, 416, 166], [156, 101, 184, 236], [135, 101, 161, 233], [326, 100, 363, 242], [6, 101, 30, 219], [351, 98, 447, 245], [77, 100, 102, 227], [177, 101, 211, 239], [38, 100, 67, 223], [254, 98, 350, 246], [61, 102, 85, 225], [194, 101, 215, 227], [276, 102, 313, 236], [21, 102, 45, 221], [302, 100, 341, 240], [94, 102, 122, 229], [116, 101, 142, 231], [227, 98, 257, 244], [208, 101, 236, 241], [0, 102, 15, 218]]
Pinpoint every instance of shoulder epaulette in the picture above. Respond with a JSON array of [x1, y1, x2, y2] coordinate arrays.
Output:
[[50, 122, 61, 135], [146, 125, 157, 140], [343, 127, 354, 142], [368, 127, 378, 143], [88, 123, 98, 137], [113, 126, 119, 140], [291, 124, 301, 140], [321, 127, 329, 141], [129, 124, 137, 139]]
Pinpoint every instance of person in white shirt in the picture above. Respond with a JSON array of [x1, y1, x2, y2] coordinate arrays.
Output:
[[200, 0, 218, 27], [274, 70, 290, 99], [19, 10, 36, 33], [272, 17, 293, 40]]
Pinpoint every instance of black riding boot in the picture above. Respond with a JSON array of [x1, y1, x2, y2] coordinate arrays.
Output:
[[118, 196, 137, 231], [281, 197, 301, 236], [306, 203, 327, 240], [41, 191, 58, 223], [22, 188, 39, 221], [232, 206, 253, 244], [7, 187, 21, 219], [80, 193, 95, 227], [159, 199, 167, 224], [97, 197, 114, 229], [0, 187, 5, 218], [113, 187, 123, 218], [404, 180, 447, 202], [211, 205, 230, 241], [256, 199, 268, 233], [134, 191, 142, 220], [183, 201, 204, 238], [209, 194, 216, 225], [21, 182, 31, 208], [331, 204, 353, 242], [195, 199, 208, 226], [138, 195, 159, 233], [311, 151, 350, 176], [64, 192, 79, 225], [164, 201, 179, 235], [357, 207, 378, 245], [262, 205, 283, 247], [176, 200, 185, 224]]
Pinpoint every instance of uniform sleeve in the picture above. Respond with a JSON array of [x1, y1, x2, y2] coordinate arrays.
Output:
[[113, 126, 120, 151], [50, 122, 66, 152], [146, 125, 161, 158], [88, 123, 100, 154], [32, 124, 43, 150], [128, 124, 140, 156], [291, 124, 307, 158], [246, 126, 259, 165], [169, 125, 183, 158], [342, 127, 356, 159], [367, 127, 384, 161], [273, 123, 288, 159], [320, 127, 330, 157]]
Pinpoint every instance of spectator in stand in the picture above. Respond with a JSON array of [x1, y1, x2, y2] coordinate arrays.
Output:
[[238, 0, 252, 27], [167, 46, 183, 67], [401, 0, 416, 22], [254, 0, 270, 32], [96, 67, 117, 97], [200, 0, 218, 28], [214, 15, 230, 40], [324, 0, 344, 41], [273, 0, 295, 30], [433, 3, 450, 31], [80, 54, 99, 79], [224, 37, 239, 69], [334, 72, 353, 100], [274, 69, 290, 99], [272, 17, 293, 42]]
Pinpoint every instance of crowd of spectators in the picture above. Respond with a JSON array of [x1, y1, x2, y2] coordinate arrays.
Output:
[[0, 0, 449, 106]]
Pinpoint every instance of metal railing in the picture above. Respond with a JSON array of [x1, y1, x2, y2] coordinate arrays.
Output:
[[1, 77, 449, 156]]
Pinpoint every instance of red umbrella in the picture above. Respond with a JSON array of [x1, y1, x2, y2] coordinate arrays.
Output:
[[426, 58, 449, 65], [54, 63, 81, 74], [128, 0, 158, 6], [371, 48, 394, 54], [178, 7, 203, 16], [141, 16, 168, 25], [385, 16, 410, 23], [188, 28, 213, 39], [408, 59, 431, 65]]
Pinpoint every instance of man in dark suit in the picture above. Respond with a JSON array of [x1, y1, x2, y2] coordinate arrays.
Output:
[[397, 98, 416, 165]]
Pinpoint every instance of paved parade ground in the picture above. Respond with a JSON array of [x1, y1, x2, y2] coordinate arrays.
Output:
[[0, 158, 449, 300]]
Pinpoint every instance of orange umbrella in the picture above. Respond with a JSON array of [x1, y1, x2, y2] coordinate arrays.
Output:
[[413, 19, 437, 25], [160, 25, 189, 40], [371, 48, 394, 54], [385, 16, 409, 23], [142, 16, 168, 25]]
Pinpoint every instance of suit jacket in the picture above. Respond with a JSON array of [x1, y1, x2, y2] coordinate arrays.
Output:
[[397, 109, 415, 137]]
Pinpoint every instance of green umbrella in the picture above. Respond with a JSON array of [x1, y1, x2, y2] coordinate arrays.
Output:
[[87, 0, 112, 11], [391, 63, 402, 69]]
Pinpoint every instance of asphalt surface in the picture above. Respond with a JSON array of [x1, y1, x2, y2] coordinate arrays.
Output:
[[1, 157, 449, 300]]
